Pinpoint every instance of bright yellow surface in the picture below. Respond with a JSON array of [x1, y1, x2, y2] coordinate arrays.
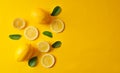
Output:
[[0, 0, 120, 73]]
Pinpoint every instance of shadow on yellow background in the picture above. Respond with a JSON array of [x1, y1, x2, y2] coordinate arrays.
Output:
[[0, 0, 120, 73]]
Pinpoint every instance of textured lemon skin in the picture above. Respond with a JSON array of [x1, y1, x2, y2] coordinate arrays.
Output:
[[15, 44, 34, 62], [31, 8, 52, 24]]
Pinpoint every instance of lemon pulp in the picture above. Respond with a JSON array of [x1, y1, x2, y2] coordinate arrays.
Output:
[[50, 19, 65, 33], [41, 54, 55, 68], [24, 26, 39, 40], [37, 41, 50, 53], [13, 18, 26, 30]]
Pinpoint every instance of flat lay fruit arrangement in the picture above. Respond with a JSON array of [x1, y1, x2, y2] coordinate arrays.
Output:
[[0, 0, 119, 73], [9, 6, 65, 68]]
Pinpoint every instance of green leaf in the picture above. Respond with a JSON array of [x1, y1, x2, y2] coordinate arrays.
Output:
[[43, 31, 53, 38], [28, 56, 38, 67], [51, 6, 62, 16], [52, 41, 62, 48], [9, 34, 21, 40]]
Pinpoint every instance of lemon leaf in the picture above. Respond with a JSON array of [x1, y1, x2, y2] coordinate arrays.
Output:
[[9, 34, 22, 40], [51, 6, 62, 16], [52, 41, 62, 48], [28, 56, 38, 67], [43, 31, 53, 38]]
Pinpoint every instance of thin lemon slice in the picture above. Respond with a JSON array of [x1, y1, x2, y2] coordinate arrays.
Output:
[[50, 19, 65, 33], [37, 41, 50, 52], [24, 26, 39, 40], [13, 18, 26, 30], [41, 54, 55, 68]]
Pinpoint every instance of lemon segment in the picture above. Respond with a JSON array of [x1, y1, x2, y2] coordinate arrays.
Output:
[[41, 54, 55, 68], [15, 44, 31, 62], [13, 18, 26, 30], [24, 26, 39, 41], [50, 19, 65, 33], [37, 41, 50, 53]]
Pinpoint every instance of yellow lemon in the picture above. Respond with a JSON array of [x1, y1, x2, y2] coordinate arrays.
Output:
[[50, 19, 65, 33], [24, 26, 39, 41], [24, 45, 34, 61], [15, 44, 33, 62], [31, 8, 51, 24], [41, 54, 55, 68], [37, 41, 50, 53], [13, 18, 26, 30]]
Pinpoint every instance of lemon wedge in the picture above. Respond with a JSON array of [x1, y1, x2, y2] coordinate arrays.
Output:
[[15, 44, 33, 62], [31, 8, 51, 24], [13, 18, 26, 30], [41, 54, 55, 68], [50, 19, 65, 33], [37, 41, 50, 53], [24, 26, 39, 41]]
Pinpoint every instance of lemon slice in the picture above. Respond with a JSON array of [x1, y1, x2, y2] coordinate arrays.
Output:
[[41, 54, 55, 68], [13, 18, 26, 30], [15, 44, 32, 62], [37, 41, 50, 52], [24, 26, 39, 41], [50, 19, 65, 33]]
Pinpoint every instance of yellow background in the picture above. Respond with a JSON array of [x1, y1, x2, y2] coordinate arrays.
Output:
[[0, 0, 120, 73]]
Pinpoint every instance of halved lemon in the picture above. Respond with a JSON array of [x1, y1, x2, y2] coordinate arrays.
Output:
[[37, 41, 50, 53], [15, 44, 33, 62], [13, 18, 26, 30], [41, 54, 55, 68], [50, 19, 65, 33], [24, 26, 39, 41]]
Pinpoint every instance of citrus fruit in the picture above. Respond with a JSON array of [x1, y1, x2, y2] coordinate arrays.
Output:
[[50, 19, 65, 33], [41, 54, 55, 68], [37, 41, 50, 53], [31, 8, 51, 24], [15, 44, 33, 62], [24, 26, 39, 41], [13, 18, 26, 30]]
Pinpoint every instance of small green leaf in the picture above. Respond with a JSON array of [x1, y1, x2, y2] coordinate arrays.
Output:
[[9, 34, 21, 40], [28, 56, 38, 67], [51, 6, 62, 16], [52, 41, 62, 48], [43, 31, 53, 38]]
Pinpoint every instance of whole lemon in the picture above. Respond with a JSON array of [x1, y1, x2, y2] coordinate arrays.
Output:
[[31, 8, 51, 24], [15, 44, 34, 62]]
